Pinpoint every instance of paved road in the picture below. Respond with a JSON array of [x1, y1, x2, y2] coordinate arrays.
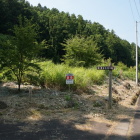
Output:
[[1, 97, 140, 140], [0, 119, 109, 140], [130, 96, 140, 140]]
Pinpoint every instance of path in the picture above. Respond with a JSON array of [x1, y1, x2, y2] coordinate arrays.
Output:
[[1, 98, 140, 140]]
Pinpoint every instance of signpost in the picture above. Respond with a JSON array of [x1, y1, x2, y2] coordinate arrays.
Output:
[[97, 64, 114, 109], [97, 66, 114, 70], [66, 73, 74, 92]]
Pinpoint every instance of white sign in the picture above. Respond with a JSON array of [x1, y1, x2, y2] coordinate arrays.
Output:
[[97, 66, 114, 70], [66, 73, 74, 84]]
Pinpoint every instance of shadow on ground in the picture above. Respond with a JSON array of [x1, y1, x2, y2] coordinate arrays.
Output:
[[0, 81, 139, 140], [0, 119, 107, 140], [131, 135, 140, 140]]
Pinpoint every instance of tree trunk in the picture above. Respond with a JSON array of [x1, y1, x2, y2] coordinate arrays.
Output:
[[18, 79, 21, 92], [18, 82, 21, 92]]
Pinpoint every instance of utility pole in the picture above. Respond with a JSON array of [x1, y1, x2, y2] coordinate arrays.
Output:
[[136, 21, 138, 86]]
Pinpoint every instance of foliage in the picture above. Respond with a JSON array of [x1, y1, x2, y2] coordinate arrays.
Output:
[[24, 60, 136, 91], [113, 62, 135, 80], [0, 0, 139, 88], [38, 61, 69, 89], [0, 0, 138, 66], [38, 61, 106, 91], [65, 94, 72, 101], [0, 16, 45, 91], [62, 36, 103, 67], [117, 62, 129, 71]]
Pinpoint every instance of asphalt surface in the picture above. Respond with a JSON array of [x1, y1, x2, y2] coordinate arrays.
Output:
[[1, 97, 140, 140], [130, 96, 140, 140], [0, 119, 109, 140], [108, 118, 130, 140], [107, 96, 140, 140]]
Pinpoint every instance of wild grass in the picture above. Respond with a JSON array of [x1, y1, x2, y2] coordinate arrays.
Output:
[[39, 61, 106, 90], [0, 60, 137, 91], [36, 61, 137, 91], [113, 62, 135, 80]]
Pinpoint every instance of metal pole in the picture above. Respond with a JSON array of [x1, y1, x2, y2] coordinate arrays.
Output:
[[109, 64, 112, 109], [136, 21, 138, 85], [69, 84, 70, 92]]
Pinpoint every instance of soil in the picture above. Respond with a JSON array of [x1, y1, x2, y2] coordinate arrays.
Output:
[[0, 78, 140, 132]]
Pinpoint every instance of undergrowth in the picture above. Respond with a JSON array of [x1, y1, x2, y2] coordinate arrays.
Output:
[[0, 60, 137, 92], [38, 61, 106, 90]]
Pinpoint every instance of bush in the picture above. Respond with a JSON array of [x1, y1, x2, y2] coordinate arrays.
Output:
[[1, 60, 137, 92], [113, 62, 135, 80]]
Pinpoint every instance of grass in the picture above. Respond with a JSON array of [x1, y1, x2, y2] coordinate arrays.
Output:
[[0, 60, 138, 92], [113, 63, 136, 80], [39, 61, 106, 90]]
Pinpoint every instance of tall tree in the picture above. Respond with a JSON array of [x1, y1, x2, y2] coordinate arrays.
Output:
[[0, 16, 45, 91], [62, 36, 103, 67]]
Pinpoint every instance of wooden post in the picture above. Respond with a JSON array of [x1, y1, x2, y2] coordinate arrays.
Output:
[[69, 84, 70, 93], [97, 64, 114, 109], [108, 63, 112, 109]]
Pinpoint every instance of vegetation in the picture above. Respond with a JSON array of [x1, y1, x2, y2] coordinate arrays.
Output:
[[0, 16, 45, 91], [1, 60, 133, 92], [38, 61, 106, 90], [0, 0, 138, 91], [0, 0, 137, 65], [39, 61, 137, 90], [62, 36, 103, 67]]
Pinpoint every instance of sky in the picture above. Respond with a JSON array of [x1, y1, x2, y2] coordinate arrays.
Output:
[[26, 0, 140, 44]]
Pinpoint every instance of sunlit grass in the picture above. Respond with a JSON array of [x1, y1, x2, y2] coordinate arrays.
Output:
[[0, 60, 137, 91], [39, 61, 137, 91], [39, 61, 106, 90]]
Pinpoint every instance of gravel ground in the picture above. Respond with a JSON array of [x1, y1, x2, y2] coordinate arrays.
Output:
[[0, 79, 139, 131]]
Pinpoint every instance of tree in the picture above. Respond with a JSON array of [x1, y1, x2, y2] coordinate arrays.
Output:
[[105, 31, 133, 66], [62, 36, 103, 67], [0, 0, 135, 67], [0, 16, 45, 91]]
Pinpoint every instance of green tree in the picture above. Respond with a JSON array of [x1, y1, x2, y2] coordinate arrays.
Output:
[[0, 16, 45, 91], [62, 36, 103, 67], [105, 31, 133, 66], [0, 0, 135, 67]]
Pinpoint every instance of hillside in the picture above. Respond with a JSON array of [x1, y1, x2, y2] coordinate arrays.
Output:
[[0, 0, 137, 66]]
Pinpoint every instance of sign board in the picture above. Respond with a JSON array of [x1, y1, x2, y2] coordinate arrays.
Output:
[[97, 66, 114, 70], [97, 64, 114, 109], [66, 73, 74, 84]]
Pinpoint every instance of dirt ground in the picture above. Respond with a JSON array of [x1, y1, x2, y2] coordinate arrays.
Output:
[[0, 78, 140, 132]]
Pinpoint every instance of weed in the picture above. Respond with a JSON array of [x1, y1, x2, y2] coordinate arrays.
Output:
[[65, 95, 72, 101], [93, 100, 104, 107]]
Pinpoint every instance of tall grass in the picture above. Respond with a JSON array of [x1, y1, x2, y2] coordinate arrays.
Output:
[[0, 60, 137, 91], [113, 62, 135, 80], [72, 67, 105, 89], [38, 61, 138, 90], [39, 61, 70, 89], [39, 61, 106, 90]]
